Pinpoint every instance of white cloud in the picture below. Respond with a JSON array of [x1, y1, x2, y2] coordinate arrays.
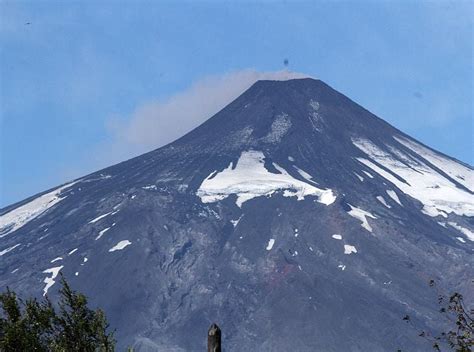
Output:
[[106, 69, 310, 152]]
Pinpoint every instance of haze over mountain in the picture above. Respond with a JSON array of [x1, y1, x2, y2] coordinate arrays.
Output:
[[1, 78, 473, 351]]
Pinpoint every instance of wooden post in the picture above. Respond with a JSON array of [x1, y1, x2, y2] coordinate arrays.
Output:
[[207, 323, 221, 352]]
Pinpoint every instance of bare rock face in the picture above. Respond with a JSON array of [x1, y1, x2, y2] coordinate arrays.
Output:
[[1, 78, 473, 351]]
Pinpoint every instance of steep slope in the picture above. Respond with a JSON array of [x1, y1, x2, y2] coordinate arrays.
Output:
[[1, 78, 473, 351]]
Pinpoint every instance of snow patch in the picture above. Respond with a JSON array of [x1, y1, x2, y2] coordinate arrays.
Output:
[[354, 173, 364, 182], [231, 216, 243, 228], [456, 237, 466, 243], [376, 196, 391, 208], [347, 204, 376, 232], [332, 234, 342, 240], [95, 227, 111, 240], [338, 264, 346, 271], [386, 190, 402, 205], [308, 100, 323, 131], [0, 243, 21, 256], [309, 100, 320, 111], [395, 136, 474, 192], [89, 212, 112, 224], [68, 248, 78, 255], [197, 151, 336, 207], [262, 113, 292, 143], [353, 138, 474, 217], [293, 167, 315, 183], [266, 239, 275, 251], [447, 222, 474, 241], [109, 240, 132, 252], [344, 245, 357, 255], [0, 181, 77, 238], [42, 266, 64, 296], [142, 185, 157, 191], [362, 170, 374, 179], [50, 257, 63, 263]]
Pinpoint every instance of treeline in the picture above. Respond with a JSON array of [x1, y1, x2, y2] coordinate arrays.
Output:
[[0, 276, 114, 351]]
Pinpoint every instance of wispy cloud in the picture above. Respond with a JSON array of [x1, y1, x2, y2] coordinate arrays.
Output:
[[105, 69, 309, 154], [62, 69, 311, 180]]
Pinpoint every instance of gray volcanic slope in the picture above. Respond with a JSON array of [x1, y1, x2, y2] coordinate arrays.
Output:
[[1, 78, 473, 351]]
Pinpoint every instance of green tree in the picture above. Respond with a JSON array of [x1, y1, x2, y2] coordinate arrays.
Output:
[[402, 280, 473, 352], [434, 292, 473, 352], [0, 275, 115, 352]]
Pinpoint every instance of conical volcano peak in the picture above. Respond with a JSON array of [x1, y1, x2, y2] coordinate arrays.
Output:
[[172, 75, 399, 158], [1, 72, 472, 352]]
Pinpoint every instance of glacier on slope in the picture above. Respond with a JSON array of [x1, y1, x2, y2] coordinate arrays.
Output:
[[197, 150, 336, 207], [0, 181, 77, 238], [353, 137, 474, 218]]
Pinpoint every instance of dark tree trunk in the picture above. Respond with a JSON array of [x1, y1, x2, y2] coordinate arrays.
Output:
[[207, 323, 221, 352]]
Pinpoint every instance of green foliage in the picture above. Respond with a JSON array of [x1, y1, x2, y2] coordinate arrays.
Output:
[[436, 292, 473, 352], [0, 275, 115, 352], [402, 280, 473, 352]]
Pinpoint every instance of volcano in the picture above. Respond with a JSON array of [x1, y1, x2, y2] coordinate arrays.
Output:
[[1, 78, 473, 351]]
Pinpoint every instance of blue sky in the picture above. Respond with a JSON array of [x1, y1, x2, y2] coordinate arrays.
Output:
[[1, 0, 472, 207]]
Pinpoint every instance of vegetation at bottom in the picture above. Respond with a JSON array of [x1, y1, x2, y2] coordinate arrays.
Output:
[[0, 275, 115, 352], [1, 276, 471, 351], [401, 279, 473, 352]]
